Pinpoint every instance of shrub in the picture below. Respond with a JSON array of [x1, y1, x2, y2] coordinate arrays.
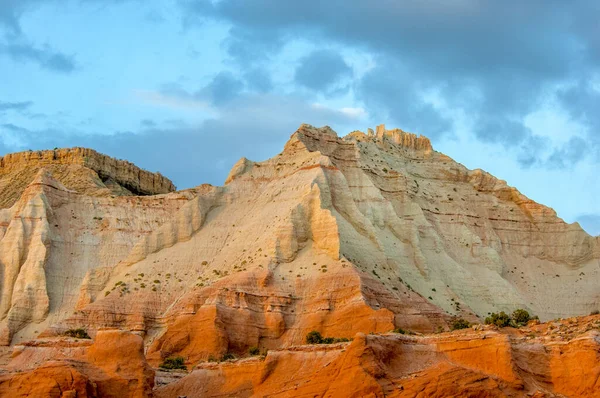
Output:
[[64, 328, 91, 339], [306, 331, 323, 344], [221, 353, 235, 361], [451, 318, 470, 330], [159, 356, 187, 370], [511, 309, 530, 325], [485, 312, 511, 327], [305, 331, 350, 344], [248, 346, 260, 356], [393, 328, 406, 334], [590, 310, 600, 315]]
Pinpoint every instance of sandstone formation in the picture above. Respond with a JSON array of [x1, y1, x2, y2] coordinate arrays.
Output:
[[0, 147, 176, 208], [0, 123, 598, 396], [154, 315, 600, 398], [0, 329, 154, 397]]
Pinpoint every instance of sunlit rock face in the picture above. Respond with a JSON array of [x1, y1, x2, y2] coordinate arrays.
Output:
[[0, 124, 598, 397]]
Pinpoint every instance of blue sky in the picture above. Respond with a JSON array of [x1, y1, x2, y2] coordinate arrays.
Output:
[[1, 0, 599, 235]]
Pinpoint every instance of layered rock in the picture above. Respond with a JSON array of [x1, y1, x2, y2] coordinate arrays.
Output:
[[0, 123, 599, 396], [0, 330, 154, 397], [0, 147, 176, 208], [155, 316, 600, 397], [0, 169, 195, 345]]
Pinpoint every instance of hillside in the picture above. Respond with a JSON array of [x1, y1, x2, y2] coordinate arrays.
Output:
[[0, 124, 598, 397]]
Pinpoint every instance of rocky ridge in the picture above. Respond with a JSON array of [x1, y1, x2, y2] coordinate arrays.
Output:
[[0, 147, 176, 208], [0, 123, 598, 397]]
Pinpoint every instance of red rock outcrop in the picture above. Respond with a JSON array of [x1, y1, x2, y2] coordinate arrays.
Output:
[[0, 329, 154, 397], [155, 316, 600, 397]]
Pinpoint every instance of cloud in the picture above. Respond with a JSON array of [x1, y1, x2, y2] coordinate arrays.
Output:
[[576, 214, 600, 236], [356, 59, 452, 139], [184, 0, 600, 162], [0, 42, 76, 73], [243, 68, 273, 93], [294, 49, 352, 93], [198, 71, 245, 105], [0, 100, 33, 112], [0, 91, 362, 188]]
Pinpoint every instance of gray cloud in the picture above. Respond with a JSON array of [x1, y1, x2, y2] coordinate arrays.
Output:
[[356, 59, 452, 139], [0, 42, 76, 73], [199, 71, 244, 105], [0, 92, 362, 188], [183, 0, 600, 163], [243, 68, 273, 93], [294, 49, 352, 93], [0, 100, 32, 112]]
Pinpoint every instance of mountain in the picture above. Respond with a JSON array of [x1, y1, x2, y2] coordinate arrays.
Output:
[[0, 124, 598, 397]]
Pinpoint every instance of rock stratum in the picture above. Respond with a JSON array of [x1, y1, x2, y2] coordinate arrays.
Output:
[[0, 124, 598, 397], [0, 147, 176, 208]]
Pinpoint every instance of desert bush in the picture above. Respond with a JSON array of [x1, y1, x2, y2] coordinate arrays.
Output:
[[159, 356, 187, 370], [485, 311, 511, 327], [451, 318, 471, 330], [248, 346, 260, 356], [305, 331, 350, 344], [306, 331, 323, 344], [511, 309, 531, 325], [590, 309, 599, 315], [221, 353, 235, 361], [64, 328, 91, 339]]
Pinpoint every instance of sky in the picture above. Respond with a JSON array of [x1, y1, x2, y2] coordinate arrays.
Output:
[[0, 0, 599, 235]]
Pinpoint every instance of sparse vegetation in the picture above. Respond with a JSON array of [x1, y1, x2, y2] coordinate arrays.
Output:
[[305, 331, 350, 344], [392, 327, 416, 335], [451, 318, 471, 330], [221, 353, 235, 361], [248, 346, 260, 356], [590, 310, 600, 315], [64, 328, 91, 339], [159, 356, 187, 370], [511, 309, 531, 325], [485, 309, 534, 328], [485, 311, 511, 327]]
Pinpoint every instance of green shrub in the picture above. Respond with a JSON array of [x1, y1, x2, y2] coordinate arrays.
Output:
[[451, 318, 470, 330], [511, 309, 530, 325], [64, 328, 91, 339], [485, 312, 511, 327], [305, 331, 349, 344], [248, 346, 260, 356], [221, 353, 235, 361], [393, 328, 406, 334], [590, 310, 599, 315], [159, 356, 187, 370], [306, 331, 323, 344]]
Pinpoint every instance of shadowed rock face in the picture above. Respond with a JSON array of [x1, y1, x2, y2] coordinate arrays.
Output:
[[0, 147, 176, 208], [0, 124, 598, 396]]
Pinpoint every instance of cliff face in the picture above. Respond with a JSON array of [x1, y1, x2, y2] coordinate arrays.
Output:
[[153, 316, 600, 398], [0, 147, 176, 208], [0, 124, 598, 396]]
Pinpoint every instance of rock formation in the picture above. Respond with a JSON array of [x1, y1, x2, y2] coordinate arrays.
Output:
[[0, 123, 598, 396], [0, 147, 176, 208], [154, 315, 600, 398]]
